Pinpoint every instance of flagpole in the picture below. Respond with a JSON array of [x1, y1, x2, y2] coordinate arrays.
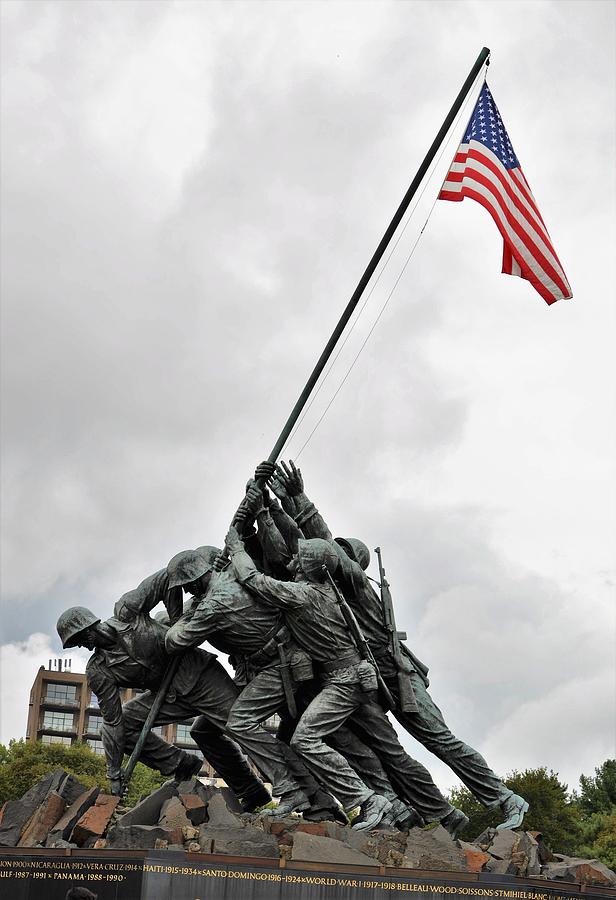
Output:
[[265, 46, 490, 465], [123, 50, 491, 792]]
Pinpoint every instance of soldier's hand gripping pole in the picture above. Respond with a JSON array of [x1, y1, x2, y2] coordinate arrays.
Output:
[[323, 567, 396, 711], [375, 547, 418, 714], [120, 655, 182, 797]]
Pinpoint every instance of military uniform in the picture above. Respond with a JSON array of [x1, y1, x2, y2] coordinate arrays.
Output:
[[228, 539, 434, 815], [85, 571, 265, 804], [164, 569, 328, 806], [292, 491, 513, 812]]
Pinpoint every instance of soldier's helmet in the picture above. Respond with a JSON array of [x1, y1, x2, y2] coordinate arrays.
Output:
[[167, 546, 221, 589], [56, 607, 101, 649], [334, 537, 370, 571], [297, 538, 339, 583]]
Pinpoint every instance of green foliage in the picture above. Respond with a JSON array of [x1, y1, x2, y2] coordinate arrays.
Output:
[[0, 740, 107, 803], [572, 760, 616, 870], [575, 760, 616, 815], [576, 810, 616, 870], [121, 761, 167, 809], [448, 760, 616, 870], [0, 740, 169, 810], [449, 767, 582, 854]]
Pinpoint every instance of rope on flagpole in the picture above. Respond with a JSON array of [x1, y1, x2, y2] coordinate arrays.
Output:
[[286, 63, 488, 461], [282, 63, 488, 455]]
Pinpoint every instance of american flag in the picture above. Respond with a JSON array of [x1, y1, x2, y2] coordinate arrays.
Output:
[[439, 82, 572, 304]]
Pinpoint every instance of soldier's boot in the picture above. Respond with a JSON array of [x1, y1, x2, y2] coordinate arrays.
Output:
[[440, 807, 469, 839], [303, 788, 348, 825], [173, 753, 203, 782], [261, 788, 310, 818], [352, 794, 392, 831], [241, 783, 273, 813], [304, 806, 349, 825], [389, 799, 424, 831], [496, 793, 529, 830]]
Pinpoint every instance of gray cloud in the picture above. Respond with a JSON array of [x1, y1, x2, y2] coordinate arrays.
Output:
[[1, 0, 614, 792]]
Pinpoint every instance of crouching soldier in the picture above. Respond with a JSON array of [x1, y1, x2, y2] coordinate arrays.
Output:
[[56, 595, 270, 811]]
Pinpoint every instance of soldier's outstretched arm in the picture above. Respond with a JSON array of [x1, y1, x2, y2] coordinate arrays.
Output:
[[164, 599, 222, 655], [276, 461, 333, 540], [114, 569, 183, 625], [225, 526, 307, 611]]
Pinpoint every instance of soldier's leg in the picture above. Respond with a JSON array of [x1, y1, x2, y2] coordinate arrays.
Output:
[[280, 684, 415, 827], [275, 682, 347, 822], [347, 699, 454, 823], [226, 665, 308, 802], [328, 725, 398, 803], [121, 693, 198, 775], [391, 672, 512, 808], [290, 679, 375, 812], [186, 660, 269, 804]]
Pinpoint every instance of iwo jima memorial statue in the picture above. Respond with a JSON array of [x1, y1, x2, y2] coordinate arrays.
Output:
[[51, 48, 575, 854]]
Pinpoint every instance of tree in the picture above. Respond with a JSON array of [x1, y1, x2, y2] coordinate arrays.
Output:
[[575, 760, 616, 815], [448, 767, 582, 854], [571, 760, 616, 869], [0, 740, 166, 809], [0, 740, 107, 803], [575, 811, 616, 871]]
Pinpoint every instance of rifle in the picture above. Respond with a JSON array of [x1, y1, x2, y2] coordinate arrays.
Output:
[[277, 640, 298, 719], [374, 547, 418, 714], [323, 567, 396, 711], [119, 653, 182, 797]]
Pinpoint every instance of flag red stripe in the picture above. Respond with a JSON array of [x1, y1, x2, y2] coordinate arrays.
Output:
[[445, 149, 553, 253], [465, 148, 552, 247], [511, 167, 567, 270], [509, 167, 548, 231], [459, 165, 570, 296], [440, 172, 564, 301], [461, 185, 559, 303]]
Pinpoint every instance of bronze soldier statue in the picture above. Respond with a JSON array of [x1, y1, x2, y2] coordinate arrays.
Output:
[[271, 460, 529, 832], [165, 546, 359, 823], [55, 566, 270, 811], [223, 524, 459, 831], [164, 476, 421, 830]]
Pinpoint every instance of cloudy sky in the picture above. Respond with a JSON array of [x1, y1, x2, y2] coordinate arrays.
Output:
[[1, 0, 614, 798]]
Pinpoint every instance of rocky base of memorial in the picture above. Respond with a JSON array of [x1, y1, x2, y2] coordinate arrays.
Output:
[[1, 770, 614, 891]]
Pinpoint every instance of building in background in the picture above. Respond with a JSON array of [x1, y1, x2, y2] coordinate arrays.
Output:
[[26, 661, 279, 783]]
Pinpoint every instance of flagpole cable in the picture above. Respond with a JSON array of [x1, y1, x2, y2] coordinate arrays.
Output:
[[291, 202, 438, 462], [288, 65, 488, 461], [260, 47, 490, 472], [282, 62, 489, 455]]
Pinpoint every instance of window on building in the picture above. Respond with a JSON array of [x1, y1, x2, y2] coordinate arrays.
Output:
[[88, 693, 100, 708], [42, 711, 75, 732], [175, 724, 196, 746], [87, 739, 105, 756], [151, 726, 164, 736], [85, 715, 102, 735], [41, 734, 72, 746], [45, 683, 78, 705]]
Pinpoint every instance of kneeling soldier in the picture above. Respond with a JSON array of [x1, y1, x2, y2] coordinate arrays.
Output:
[[56, 587, 270, 811]]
